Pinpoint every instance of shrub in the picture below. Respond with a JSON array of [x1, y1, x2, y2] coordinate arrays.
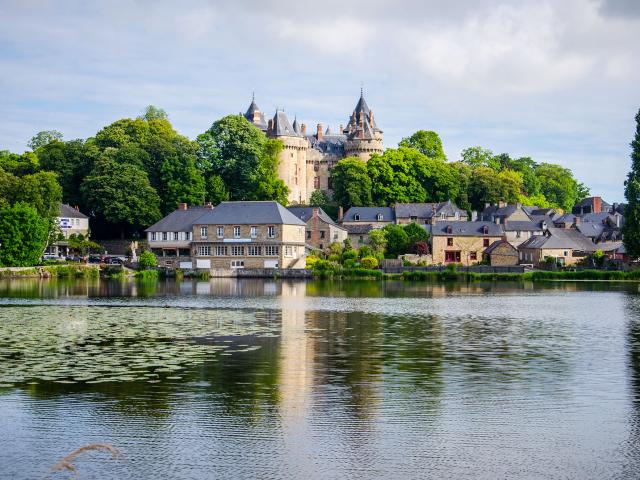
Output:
[[358, 245, 374, 259], [134, 269, 159, 280], [138, 250, 157, 269], [305, 255, 320, 269], [342, 249, 358, 263], [343, 259, 356, 269], [360, 256, 379, 269]]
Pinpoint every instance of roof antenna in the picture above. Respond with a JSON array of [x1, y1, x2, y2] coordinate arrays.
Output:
[[252, 91, 255, 102], [360, 81, 364, 97]]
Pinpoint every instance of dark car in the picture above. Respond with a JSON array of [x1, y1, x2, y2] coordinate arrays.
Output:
[[88, 255, 103, 264], [65, 255, 84, 262], [105, 257, 123, 265]]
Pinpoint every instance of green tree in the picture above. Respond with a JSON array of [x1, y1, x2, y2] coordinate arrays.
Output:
[[81, 160, 161, 237], [331, 157, 372, 208], [138, 250, 158, 269], [197, 115, 288, 203], [461, 146, 498, 169], [382, 224, 409, 259], [309, 189, 330, 207], [366, 149, 425, 205], [139, 105, 168, 121], [535, 163, 585, 211], [399, 130, 446, 160], [206, 174, 229, 204], [403, 222, 429, 251], [0, 202, 49, 266], [12, 171, 62, 219], [368, 229, 387, 255], [0, 150, 39, 175], [158, 152, 206, 213], [28, 130, 63, 151], [67, 234, 102, 256], [623, 108, 640, 258]]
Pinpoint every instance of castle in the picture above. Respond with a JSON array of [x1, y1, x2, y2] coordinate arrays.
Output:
[[243, 91, 384, 204]]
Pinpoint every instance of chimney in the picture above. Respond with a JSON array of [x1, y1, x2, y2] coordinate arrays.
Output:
[[338, 206, 344, 222], [593, 196, 602, 213], [301, 123, 307, 136], [369, 111, 374, 124], [74, 205, 79, 211], [573, 216, 581, 227], [204, 202, 213, 209], [316, 123, 323, 140], [516, 202, 522, 209], [339, 124, 344, 132], [312, 208, 319, 245], [179, 202, 188, 211]]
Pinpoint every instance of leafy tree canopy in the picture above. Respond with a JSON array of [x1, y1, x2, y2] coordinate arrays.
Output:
[[139, 105, 168, 122], [623, 108, 640, 258], [28, 130, 63, 151], [399, 130, 446, 160], [0, 202, 50, 266], [330, 157, 372, 209]]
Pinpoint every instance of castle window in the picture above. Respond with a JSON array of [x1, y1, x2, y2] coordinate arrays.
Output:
[[327, 177, 333, 189], [314, 161, 320, 172], [314, 177, 320, 189]]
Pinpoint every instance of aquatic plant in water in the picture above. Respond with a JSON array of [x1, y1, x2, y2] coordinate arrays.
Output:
[[0, 306, 278, 387]]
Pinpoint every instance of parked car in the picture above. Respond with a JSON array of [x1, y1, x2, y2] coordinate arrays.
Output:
[[87, 255, 103, 264], [65, 255, 84, 263], [42, 254, 62, 262], [105, 257, 124, 265]]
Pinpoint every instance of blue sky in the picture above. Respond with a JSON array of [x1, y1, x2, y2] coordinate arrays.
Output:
[[1, 0, 639, 202]]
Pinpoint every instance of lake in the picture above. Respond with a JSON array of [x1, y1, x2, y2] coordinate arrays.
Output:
[[0, 278, 639, 479]]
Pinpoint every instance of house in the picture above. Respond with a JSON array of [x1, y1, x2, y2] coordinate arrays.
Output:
[[343, 224, 373, 249], [287, 206, 347, 251], [47, 204, 91, 257], [518, 227, 597, 267], [340, 206, 395, 228], [191, 201, 306, 270], [573, 196, 611, 215], [483, 240, 519, 266], [480, 202, 532, 223], [501, 218, 548, 248], [553, 213, 576, 229], [428, 221, 504, 265], [145, 203, 212, 269], [394, 201, 468, 225]]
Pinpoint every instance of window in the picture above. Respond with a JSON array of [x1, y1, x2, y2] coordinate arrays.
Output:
[[482, 226, 489, 235], [470, 251, 477, 260], [314, 177, 320, 189], [327, 177, 333, 190], [76, 218, 80, 225], [320, 231, 326, 239], [359, 236, 364, 243], [250, 226, 257, 238], [446, 226, 453, 234], [483, 239, 490, 247], [267, 226, 276, 238], [162, 232, 168, 241], [151, 232, 157, 241], [445, 251, 461, 263], [216, 226, 224, 238], [377, 213, 383, 221], [185, 231, 191, 240], [563, 251, 568, 256], [248, 245, 262, 256], [410, 216, 418, 222], [447, 238, 454, 246], [265, 245, 279, 256], [200, 226, 208, 239], [306, 231, 311, 239], [285, 245, 293, 257], [440, 213, 446, 220], [214, 245, 227, 256], [197, 245, 211, 256], [516, 230, 522, 238], [233, 226, 241, 238], [354, 214, 360, 221], [231, 245, 245, 256], [455, 212, 460, 220], [173, 232, 179, 241], [230, 260, 245, 269]]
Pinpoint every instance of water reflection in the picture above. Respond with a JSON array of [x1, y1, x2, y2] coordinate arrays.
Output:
[[0, 278, 639, 478]]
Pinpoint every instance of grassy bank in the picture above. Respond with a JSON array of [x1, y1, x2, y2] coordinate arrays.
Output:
[[312, 267, 640, 282], [0, 265, 99, 278]]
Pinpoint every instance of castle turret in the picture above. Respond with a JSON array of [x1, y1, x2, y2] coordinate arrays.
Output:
[[244, 94, 268, 132], [343, 90, 383, 160], [267, 110, 309, 204]]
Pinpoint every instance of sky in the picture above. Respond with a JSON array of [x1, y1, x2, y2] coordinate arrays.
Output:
[[1, 0, 639, 202]]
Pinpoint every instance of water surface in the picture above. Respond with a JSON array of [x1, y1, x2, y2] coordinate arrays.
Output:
[[1, 278, 639, 479]]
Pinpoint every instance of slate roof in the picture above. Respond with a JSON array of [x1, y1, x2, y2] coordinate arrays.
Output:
[[576, 222, 606, 238], [244, 99, 267, 130], [344, 224, 373, 234], [145, 207, 210, 232], [518, 227, 597, 252], [195, 201, 305, 226], [554, 213, 575, 225], [270, 111, 299, 137], [484, 240, 517, 254], [342, 206, 395, 223], [307, 135, 346, 156], [59, 204, 88, 219], [480, 204, 518, 220], [287, 207, 345, 230], [394, 201, 466, 219], [581, 212, 616, 224], [430, 221, 504, 237]]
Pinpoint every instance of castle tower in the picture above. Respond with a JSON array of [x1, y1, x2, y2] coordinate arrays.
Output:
[[343, 90, 383, 161], [267, 110, 309, 204], [243, 94, 268, 132]]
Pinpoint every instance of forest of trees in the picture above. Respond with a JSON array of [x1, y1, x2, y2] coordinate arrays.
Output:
[[0, 105, 593, 265]]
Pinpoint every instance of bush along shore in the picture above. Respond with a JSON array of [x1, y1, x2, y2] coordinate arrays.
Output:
[[0, 264, 99, 279], [312, 265, 640, 282]]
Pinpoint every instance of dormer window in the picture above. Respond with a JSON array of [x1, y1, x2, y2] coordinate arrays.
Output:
[[377, 213, 383, 221], [354, 214, 360, 221], [440, 213, 446, 220], [446, 225, 453, 234], [482, 226, 489, 235]]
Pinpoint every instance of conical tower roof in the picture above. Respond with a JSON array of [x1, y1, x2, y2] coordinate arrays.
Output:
[[270, 110, 299, 137], [243, 94, 267, 131]]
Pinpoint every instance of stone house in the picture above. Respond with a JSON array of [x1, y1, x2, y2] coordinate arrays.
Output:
[[343, 224, 373, 249], [47, 204, 91, 257], [145, 203, 212, 269], [483, 240, 519, 266], [341, 206, 395, 229], [428, 221, 505, 265], [191, 201, 306, 270], [287, 206, 347, 251], [394, 201, 468, 225], [501, 219, 548, 248], [518, 227, 597, 267], [480, 202, 532, 223]]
